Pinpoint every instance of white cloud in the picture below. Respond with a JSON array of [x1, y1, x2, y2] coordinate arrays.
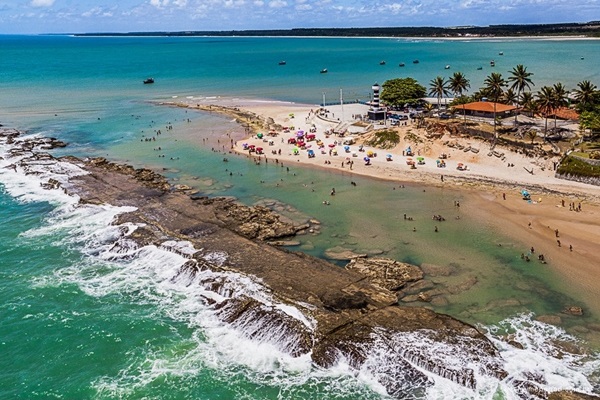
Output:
[[82, 6, 114, 18], [269, 0, 287, 8], [173, 0, 188, 7], [30, 0, 54, 7], [383, 3, 403, 14], [149, 0, 169, 9], [224, 0, 246, 8], [254, 0, 264, 5]]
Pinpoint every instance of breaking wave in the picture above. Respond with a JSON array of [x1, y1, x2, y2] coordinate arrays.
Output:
[[2, 130, 599, 399]]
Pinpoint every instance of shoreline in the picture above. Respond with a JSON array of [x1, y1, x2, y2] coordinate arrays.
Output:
[[170, 98, 600, 311]]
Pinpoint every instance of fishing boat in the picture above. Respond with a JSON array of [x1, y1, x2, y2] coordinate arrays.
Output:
[[499, 51, 504, 55], [413, 59, 419, 64], [399, 62, 405, 67], [278, 61, 286, 65], [379, 60, 386, 65], [445, 65, 450, 69], [490, 60, 495, 67], [320, 68, 328, 74], [143, 78, 154, 84], [477, 66, 483, 70]]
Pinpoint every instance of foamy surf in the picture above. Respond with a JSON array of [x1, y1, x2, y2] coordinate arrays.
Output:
[[2, 131, 599, 399]]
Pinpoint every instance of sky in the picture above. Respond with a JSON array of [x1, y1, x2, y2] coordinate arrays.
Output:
[[0, 0, 598, 34]]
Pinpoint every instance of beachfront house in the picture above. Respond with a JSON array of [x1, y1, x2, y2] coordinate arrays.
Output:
[[455, 101, 517, 120]]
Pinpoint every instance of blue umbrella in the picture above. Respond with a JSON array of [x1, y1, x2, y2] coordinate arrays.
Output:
[[364, 157, 370, 162]]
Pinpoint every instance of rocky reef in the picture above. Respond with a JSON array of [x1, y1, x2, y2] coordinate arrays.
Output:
[[3, 128, 597, 399]]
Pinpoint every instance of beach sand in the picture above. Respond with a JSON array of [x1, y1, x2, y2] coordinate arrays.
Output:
[[172, 98, 600, 310]]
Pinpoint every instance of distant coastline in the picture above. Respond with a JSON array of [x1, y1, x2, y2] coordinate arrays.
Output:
[[73, 22, 600, 38]]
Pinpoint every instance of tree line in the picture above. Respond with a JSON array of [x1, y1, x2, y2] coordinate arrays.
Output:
[[76, 22, 600, 38], [379, 67, 600, 140]]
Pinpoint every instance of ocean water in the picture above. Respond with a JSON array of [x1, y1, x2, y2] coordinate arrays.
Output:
[[1, 35, 600, 399]]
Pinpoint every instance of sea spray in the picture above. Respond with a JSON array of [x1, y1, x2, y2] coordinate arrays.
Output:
[[3, 131, 600, 399]]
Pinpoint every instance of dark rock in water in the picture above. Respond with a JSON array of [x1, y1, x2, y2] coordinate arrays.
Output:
[[215, 295, 314, 358], [40, 178, 61, 190], [549, 390, 600, 399], [0, 133, 511, 398], [345, 257, 423, 291], [563, 306, 584, 316], [321, 290, 369, 310]]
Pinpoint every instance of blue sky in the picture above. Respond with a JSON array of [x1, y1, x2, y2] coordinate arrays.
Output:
[[1, 0, 598, 34]]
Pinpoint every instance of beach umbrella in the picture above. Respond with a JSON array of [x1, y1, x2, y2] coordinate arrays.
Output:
[[386, 154, 392, 158], [417, 156, 424, 161], [344, 145, 350, 151], [257, 133, 263, 139], [363, 157, 370, 162], [328, 143, 336, 148]]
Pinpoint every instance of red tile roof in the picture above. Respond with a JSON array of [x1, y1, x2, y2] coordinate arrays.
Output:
[[550, 107, 580, 120], [455, 101, 517, 113]]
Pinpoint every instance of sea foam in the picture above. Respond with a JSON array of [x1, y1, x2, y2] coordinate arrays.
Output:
[[3, 132, 599, 399]]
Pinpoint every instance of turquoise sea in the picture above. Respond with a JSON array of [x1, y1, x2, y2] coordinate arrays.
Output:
[[1, 35, 600, 399]]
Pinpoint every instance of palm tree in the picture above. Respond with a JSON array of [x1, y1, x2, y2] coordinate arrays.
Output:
[[429, 76, 450, 114], [573, 80, 598, 110], [551, 82, 569, 130], [448, 72, 470, 123], [508, 65, 534, 126], [536, 86, 554, 139], [520, 91, 536, 117], [483, 72, 507, 138], [503, 88, 518, 105]]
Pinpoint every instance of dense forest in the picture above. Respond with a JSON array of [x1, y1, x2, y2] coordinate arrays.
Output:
[[76, 22, 600, 38]]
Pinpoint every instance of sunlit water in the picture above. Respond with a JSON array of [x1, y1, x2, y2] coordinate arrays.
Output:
[[1, 35, 599, 398]]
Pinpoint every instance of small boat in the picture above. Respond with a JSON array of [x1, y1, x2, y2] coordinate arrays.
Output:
[[413, 59, 419, 64], [320, 68, 328, 74], [477, 66, 483, 70], [143, 78, 154, 84], [399, 62, 405, 67], [499, 51, 504, 56], [379, 60, 386, 65], [445, 65, 450, 69], [278, 60, 286, 65], [581, 57, 585, 60], [490, 60, 495, 67]]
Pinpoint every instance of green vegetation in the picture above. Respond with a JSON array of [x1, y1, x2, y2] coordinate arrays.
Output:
[[75, 23, 600, 38], [380, 78, 426, 107], [365, 129, 400, 149], [557, 155, 600, 177]]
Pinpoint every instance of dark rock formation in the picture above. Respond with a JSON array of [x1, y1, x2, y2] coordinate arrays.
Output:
[[345, 257, 423, 291], [549, 391, 600, 400], [1, 128, 560, 399]]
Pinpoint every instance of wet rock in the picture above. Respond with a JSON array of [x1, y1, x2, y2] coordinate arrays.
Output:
[[267, 240, 301, 247], [36, 138, 515, 399], [215, 295, 314, 358], [430, 296, 449, 307], [40, 178, 61, 190], [421, 262, 457, 276], [447, 276, 478, 294], [325, 247, 367, 260], [563, 306, 584, 316], [321, 290, 369, 311], [549, 390, 600, 400], [536, 314, 563, 326], [345, 257, 423, 291]]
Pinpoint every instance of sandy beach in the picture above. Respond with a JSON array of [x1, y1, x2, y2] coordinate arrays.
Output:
[[170, 98, 600, 309]]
